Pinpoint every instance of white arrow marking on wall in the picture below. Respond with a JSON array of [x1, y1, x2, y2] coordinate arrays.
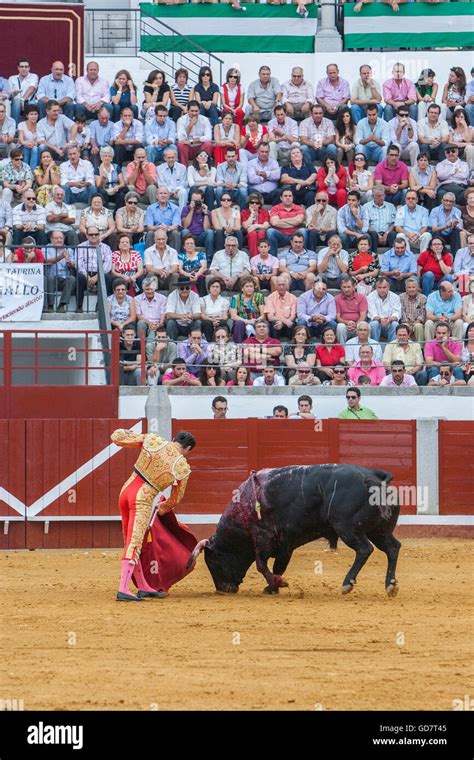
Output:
[[0, 421, 143, 518]]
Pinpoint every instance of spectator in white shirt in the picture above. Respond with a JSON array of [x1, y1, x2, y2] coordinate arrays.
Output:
[[379, 359, 417, 387], [156, 147, 188, 210], [60, 145, 95, 204], [75, 61, 112, 121], [111, 106, 144, 166], [388, 106, 419, 167], [12, 188, 46, 246], [143, 229, 179, 291], [253, 366, 286, 387], [9, 59, 38, 125], [45, 185, 79, 246], [368, 276, 402, 343]]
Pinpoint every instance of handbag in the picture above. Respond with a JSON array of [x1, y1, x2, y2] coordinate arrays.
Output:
[[356, 282, 373, 297]]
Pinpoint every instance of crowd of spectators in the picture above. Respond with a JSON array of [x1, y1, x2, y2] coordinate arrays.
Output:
[[0, 57, 472, 388]]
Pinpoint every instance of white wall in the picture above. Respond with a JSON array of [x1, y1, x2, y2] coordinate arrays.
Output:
[[119, 392, 474, 421]]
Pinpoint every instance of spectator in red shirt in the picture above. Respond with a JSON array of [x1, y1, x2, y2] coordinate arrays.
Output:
[[8, 236, 44, 263], [242, 318, 282, 374], [266, 188, 306, 257], [241, 193, 270, 258], [374, 144, 409, 205], [316, 156, 348, 208], [417, 236, 454, 297], [335, 275, 368, 344], [314, 324, 346, 383]]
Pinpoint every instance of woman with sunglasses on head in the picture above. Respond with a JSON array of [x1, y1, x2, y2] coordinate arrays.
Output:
[[241, 193, 270, 257], [194, 67, 220, 127], [348, 152, 373, 204], [221, 68, 245, 128], [198, 360, 226, 387], [187, 149, 217, 209], [142, 69, 170, 122], [211, 192, 243, 251], [441, 67, 467, 124], [115, 192, 145, 246], [213, 110, 241, 165]]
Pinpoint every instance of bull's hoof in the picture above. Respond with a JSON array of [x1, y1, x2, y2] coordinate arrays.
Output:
[[341, 580, 356, 595], [263, 585, 279, 594], [386, 580, 399, 598], [216, 584, 238, 594]]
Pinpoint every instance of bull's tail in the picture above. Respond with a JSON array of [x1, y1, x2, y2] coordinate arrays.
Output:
[[364, 470, 395, 521], [185, 538, 210, 571]]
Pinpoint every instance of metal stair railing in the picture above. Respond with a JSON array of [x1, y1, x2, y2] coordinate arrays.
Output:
[[85, 8, 224, 83]]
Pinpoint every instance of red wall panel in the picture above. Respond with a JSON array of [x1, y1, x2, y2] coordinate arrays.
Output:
[[173, 418, 418, 517], [0, 3, 84, 78], [439, 421, 474, 514]]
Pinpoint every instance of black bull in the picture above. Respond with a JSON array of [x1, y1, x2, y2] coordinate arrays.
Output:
[[188, 464, 401, 597]]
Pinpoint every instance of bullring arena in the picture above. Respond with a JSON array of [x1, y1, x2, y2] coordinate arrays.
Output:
[[2, 538, 473, 712], [0, 0, 473, 735]]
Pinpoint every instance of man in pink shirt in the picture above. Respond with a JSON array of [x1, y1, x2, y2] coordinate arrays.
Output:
[[424, 322, 464, 382], [335, 276, 368, 344], [264, 275, 297, 339], [347, 344, 386, 386], [162, 357, 201, 386], [374, 144, 409, 205], [316, 63, 350, 119], [379, 360, 417, 387], [383, 62, 417, 122], [75, 61, 111, 120]]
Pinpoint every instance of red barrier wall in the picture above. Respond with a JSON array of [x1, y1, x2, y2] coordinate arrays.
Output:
[[0, 3, 84, 78], [173, 418, 418, 517], [439, 421, 474, 515], [1, 418, 472, 549], [0, 419, 142, 550]]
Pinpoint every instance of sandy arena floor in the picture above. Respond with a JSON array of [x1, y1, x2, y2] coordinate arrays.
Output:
[[1, 538, 472, 711]]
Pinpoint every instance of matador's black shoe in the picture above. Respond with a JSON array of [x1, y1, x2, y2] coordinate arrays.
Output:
[[116, 591, 142, 602], [137, 590, 168, 599]]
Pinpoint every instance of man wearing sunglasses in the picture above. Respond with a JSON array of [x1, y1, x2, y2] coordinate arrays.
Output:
[[435, 144, 469, 205], [12, 188, 46, 246], [338, 387, 378, 419]]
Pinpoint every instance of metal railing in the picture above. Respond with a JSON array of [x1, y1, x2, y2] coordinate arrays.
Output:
[[0, 328, 119, 387], [85, 8, 224, 85]]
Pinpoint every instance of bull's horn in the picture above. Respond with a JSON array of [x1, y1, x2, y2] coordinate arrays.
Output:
[[185, 539, 210, 571]]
